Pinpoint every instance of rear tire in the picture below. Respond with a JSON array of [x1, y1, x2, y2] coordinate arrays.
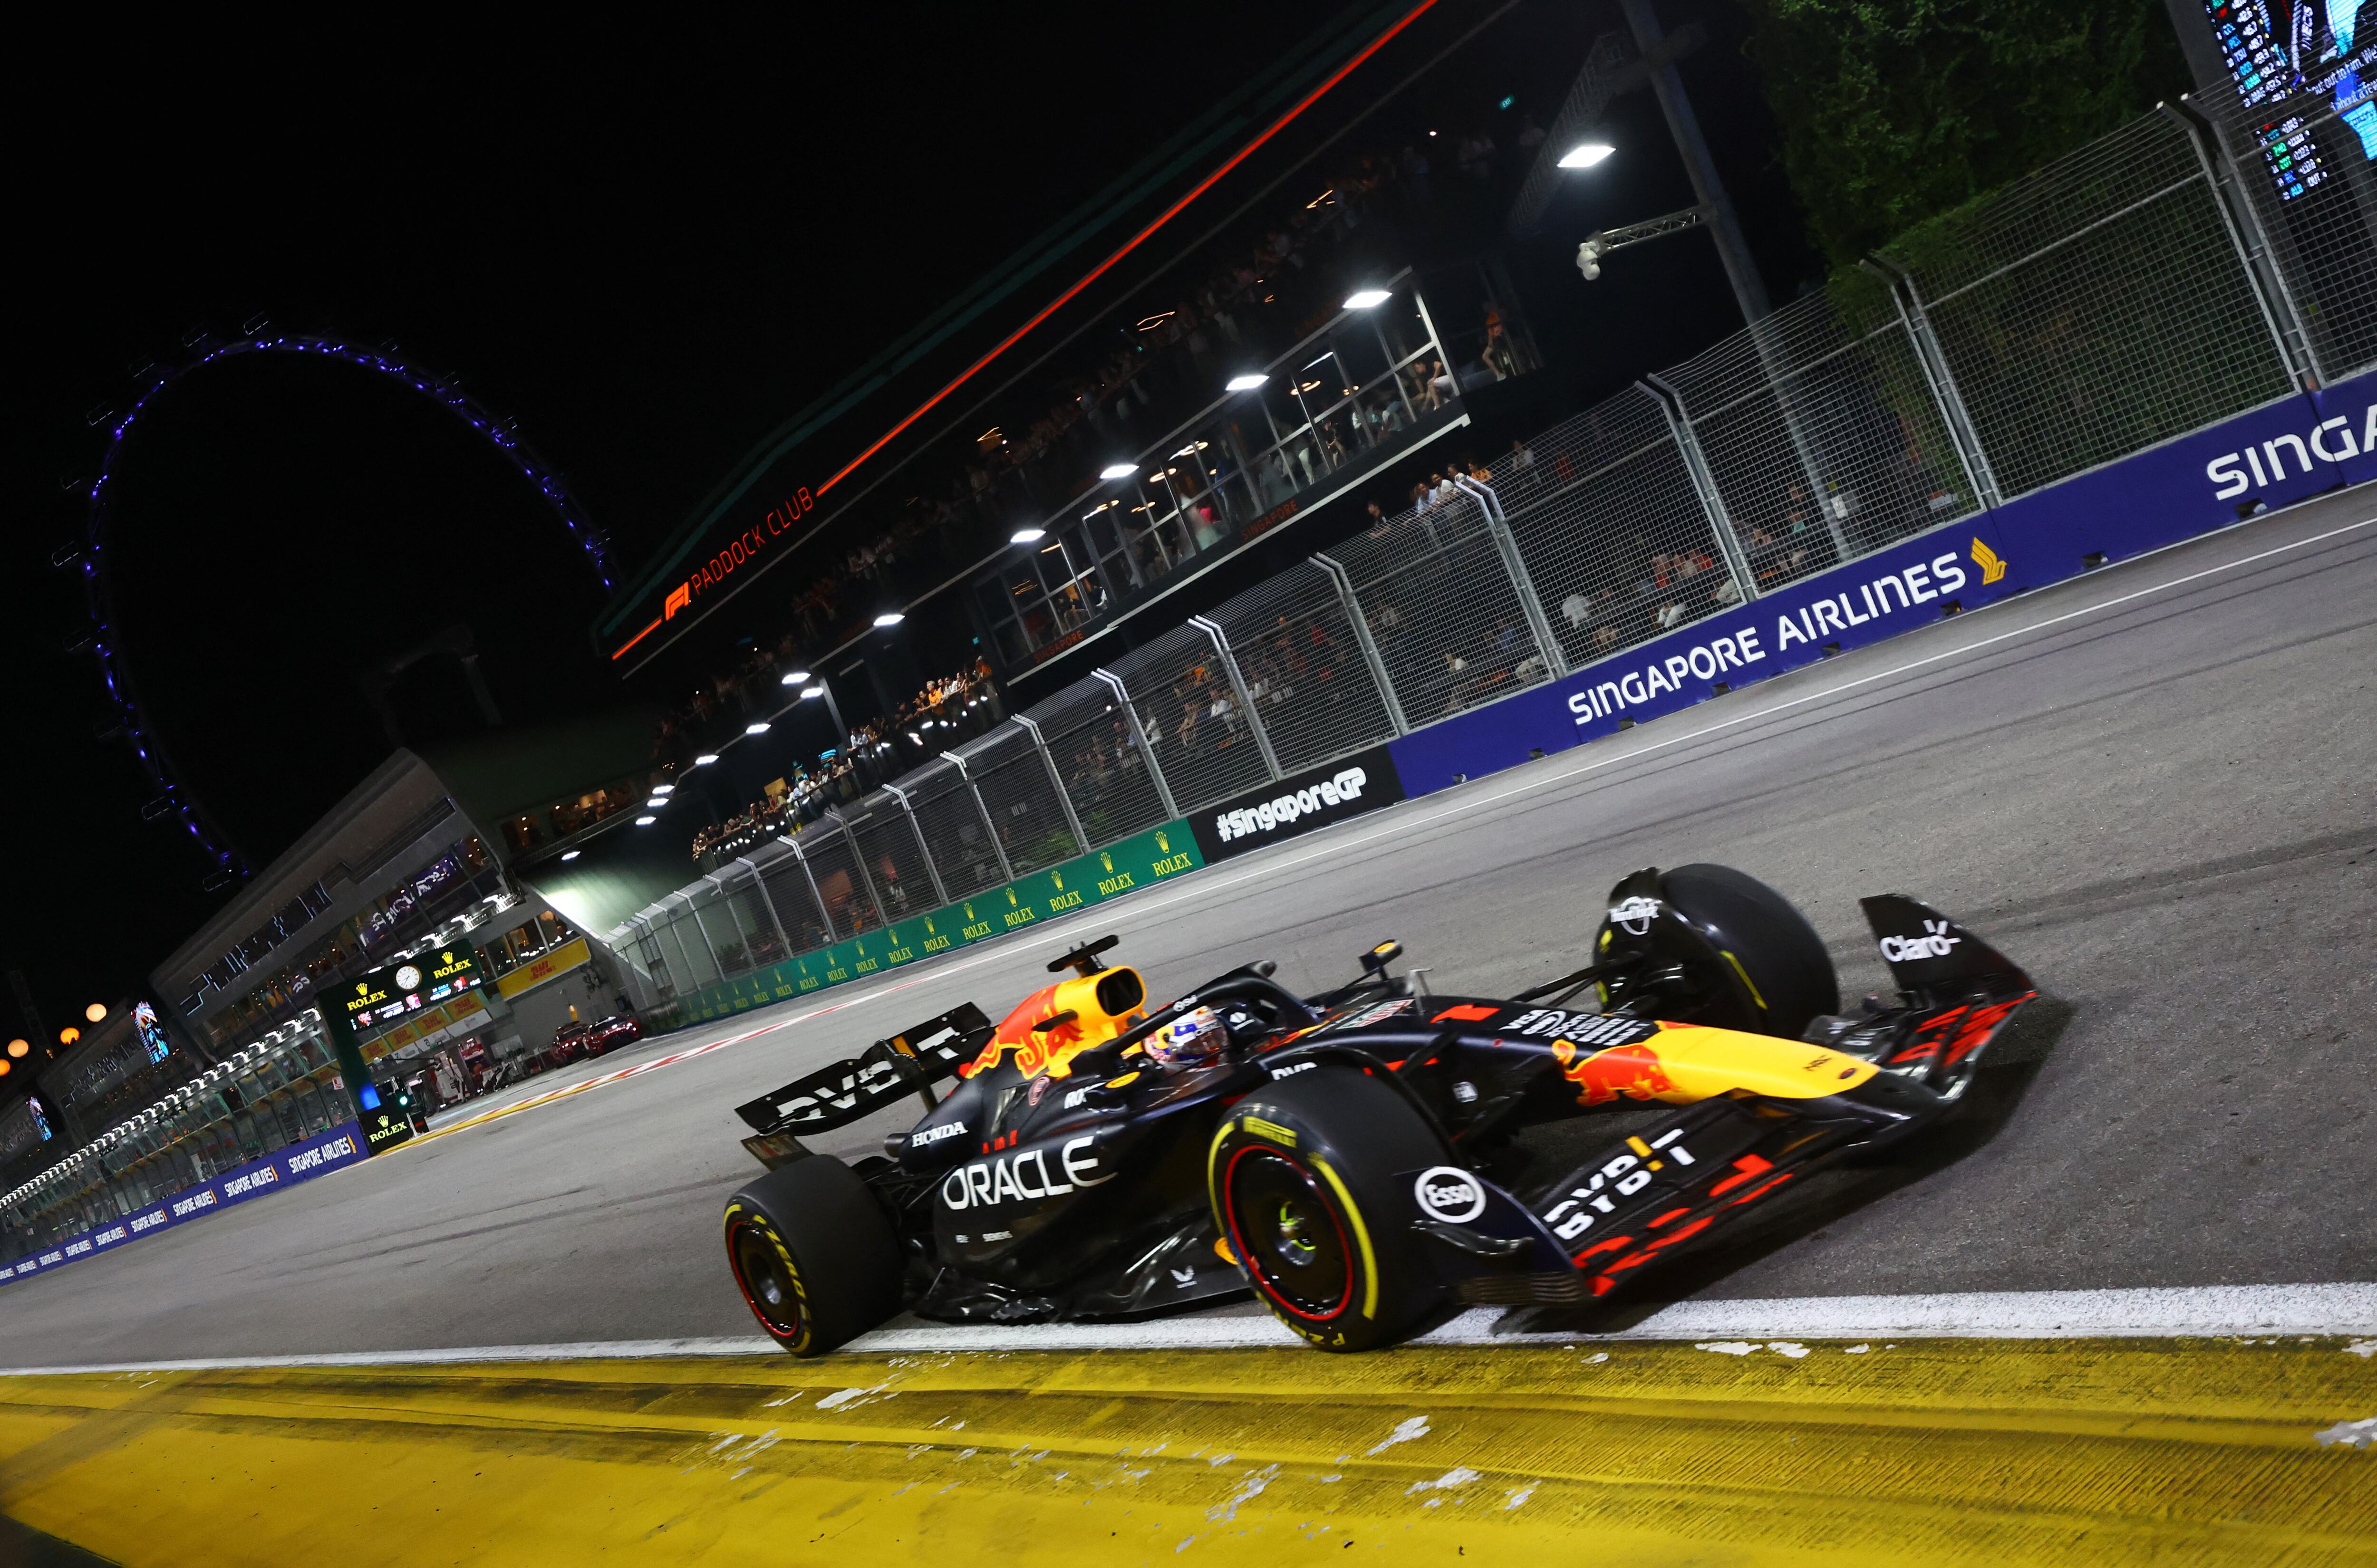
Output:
[[1207, 1068, 1449, 1352], [723, 1157, 903, 1356], [1656, 863, 1839, 1038]]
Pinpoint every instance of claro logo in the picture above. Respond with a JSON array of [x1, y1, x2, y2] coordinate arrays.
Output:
[[2207, 403, 2374, 498], [1878, 919, 1962, 962], [940, 1136, 1112, 1210]]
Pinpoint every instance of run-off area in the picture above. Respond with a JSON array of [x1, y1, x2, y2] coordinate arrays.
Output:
[[0, 492, 2372, 1368]]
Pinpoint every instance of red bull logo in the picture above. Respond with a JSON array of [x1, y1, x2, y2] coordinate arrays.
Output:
[[1555, 1039, 1677, 1105]]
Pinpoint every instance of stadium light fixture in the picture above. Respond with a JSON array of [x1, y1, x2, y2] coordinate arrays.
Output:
[[693, 753, 719, 766], [1342, 289, 1391, 309], [59, 1028, 79, 1047], [746, 721, 772, 735], [1011, 527, 1046, 544], [1225, 374, 1268, 392], [5, 1040, 27, 1058], [1099, 462, 1137, 480], [651, 783, 674, 795], [635, 815, 657, 826], [560, 850, 580, 862], [872, 612, 906, 628], [646, 797, 669, 809], [800, 685, 826, 700], [1558, 142, 1614, 169], [779, 668, 812, 686]]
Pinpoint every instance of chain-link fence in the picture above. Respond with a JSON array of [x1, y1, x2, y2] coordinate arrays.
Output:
[[615, 104, 2359, 1010]]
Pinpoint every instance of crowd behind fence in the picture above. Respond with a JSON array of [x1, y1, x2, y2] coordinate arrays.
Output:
[[609, 100, 2372, 1012]]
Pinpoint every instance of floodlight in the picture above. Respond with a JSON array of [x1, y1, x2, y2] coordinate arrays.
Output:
[[1558, 143, 1614, 168], [1342, 289, 1391, 309], [1225, 374, 1268, 391], [1099, 463, 1136, 480]]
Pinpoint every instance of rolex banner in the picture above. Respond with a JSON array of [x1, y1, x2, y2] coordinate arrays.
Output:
[[1188, 745, 1406, 864]]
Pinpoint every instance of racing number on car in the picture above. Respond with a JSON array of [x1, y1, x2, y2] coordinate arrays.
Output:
[[1540, 1129, 1695, 1240]]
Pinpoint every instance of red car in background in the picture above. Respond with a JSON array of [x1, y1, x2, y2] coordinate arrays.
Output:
[[585, 1015, 643, 1056], [546, 1023, 594, 1068]]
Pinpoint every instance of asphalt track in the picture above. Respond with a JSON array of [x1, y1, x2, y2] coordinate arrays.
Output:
[[3, 487, 2373, 1366]]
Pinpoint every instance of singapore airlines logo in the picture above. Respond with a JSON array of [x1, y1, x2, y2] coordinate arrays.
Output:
[[1970, 538, 2007, 585]]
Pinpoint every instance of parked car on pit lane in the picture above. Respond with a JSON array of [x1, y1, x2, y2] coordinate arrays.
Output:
[[584, 1014, 642, 1056], [546, 1023, 594, 1068], [721, 864, 2037, 1356]]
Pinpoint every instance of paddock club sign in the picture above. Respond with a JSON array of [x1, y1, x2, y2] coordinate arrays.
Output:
[[1189, 745, 1406, 864], [610, 485, 818, 661]]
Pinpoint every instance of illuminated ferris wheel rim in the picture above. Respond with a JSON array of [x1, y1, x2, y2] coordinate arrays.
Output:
[[71, 330, 617, 887]]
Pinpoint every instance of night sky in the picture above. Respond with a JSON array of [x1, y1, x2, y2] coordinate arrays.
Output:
[[0, 4, 1812, 1078]]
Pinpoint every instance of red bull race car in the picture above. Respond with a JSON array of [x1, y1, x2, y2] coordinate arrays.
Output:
[[722, 864, 2037, 1355]]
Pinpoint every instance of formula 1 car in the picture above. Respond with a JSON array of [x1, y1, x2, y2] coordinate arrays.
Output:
[[721, 864, 2037, 1355]]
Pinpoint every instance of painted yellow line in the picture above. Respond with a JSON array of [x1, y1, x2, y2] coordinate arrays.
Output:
[[0, 1338, 2370, 1565]]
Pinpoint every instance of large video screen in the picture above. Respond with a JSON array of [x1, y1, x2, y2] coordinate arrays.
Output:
[[2200, 1, 2377, 198]]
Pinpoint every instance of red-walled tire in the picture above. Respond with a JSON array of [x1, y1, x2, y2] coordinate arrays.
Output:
[[1207, 1067, 1449, 1352], [723, 1157, 903, 1357]]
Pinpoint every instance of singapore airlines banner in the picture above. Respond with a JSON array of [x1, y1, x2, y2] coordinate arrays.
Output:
[[1390, 369, 2377, 791]]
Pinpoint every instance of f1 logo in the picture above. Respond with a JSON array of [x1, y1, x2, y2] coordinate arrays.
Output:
[[664, 582, 691, 619]]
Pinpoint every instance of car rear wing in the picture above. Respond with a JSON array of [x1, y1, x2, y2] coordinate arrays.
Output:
[[733, 1002, 992, 1137]]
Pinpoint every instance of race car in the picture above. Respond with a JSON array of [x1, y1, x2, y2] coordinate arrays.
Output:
[[721, 863, 2037, 1355]]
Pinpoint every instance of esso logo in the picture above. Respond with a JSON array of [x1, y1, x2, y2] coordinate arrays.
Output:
[[1607, 896, 1661, 936], [1412, 1165, 1487, 1224]]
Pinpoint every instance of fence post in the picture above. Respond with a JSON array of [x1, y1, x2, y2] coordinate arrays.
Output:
[[1857, 255, 2005, 510], [786, 836, 838, 940], [1093, 669, 1180, 819], [1012, 713, 1090, 853], [1311, 553, 1410, 735], [1450, 475, 1566, 679], [1636, 377, 1759, 602], [941, 750, 1015, 883], [881, 784, 950, 906], [2159, 97, 2321, 390], [1188, 615, 1284, 779], [677, 897, 721, 980], [826, 808, 893, 927], [734, 855, 789, 960], [701, 871, 756, 975]]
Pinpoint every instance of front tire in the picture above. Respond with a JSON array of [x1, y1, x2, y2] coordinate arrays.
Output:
[[723, 1157, 903, 1356], [1208, 1067, 1449, 1352]]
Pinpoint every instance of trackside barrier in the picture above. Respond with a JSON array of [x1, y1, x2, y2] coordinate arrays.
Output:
[[1390, 368, 2377, 789], [659, 821, 1205, 1024], [0, 1121, 365, 1291], [612, 368, 2377, 1028]]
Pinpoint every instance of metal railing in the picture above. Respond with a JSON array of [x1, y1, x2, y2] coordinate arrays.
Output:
[[609, 104, 2368, 1013]]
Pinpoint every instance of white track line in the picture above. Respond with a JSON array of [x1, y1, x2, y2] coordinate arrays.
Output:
[[7, 1282, 2372, 1375]]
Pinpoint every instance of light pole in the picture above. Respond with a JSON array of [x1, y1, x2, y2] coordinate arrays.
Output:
[[799, 680, 847, 749]]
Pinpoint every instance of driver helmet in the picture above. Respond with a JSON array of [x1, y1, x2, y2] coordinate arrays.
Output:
[[1146, 1005, 1228, 1070]]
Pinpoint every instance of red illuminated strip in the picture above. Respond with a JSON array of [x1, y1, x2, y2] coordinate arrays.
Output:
[[611, 2, 1436, 665], [610, 617, 664, 661], [811, 0, 1436, 500]]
